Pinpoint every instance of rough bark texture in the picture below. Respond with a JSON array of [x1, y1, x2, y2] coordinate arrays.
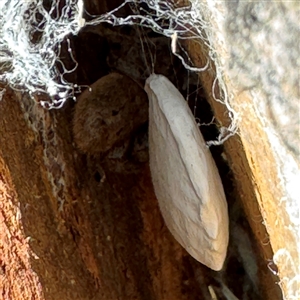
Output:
[[185, 1, 299, 298], [185, 40, 282, 300], [0, 85, 264, 299], [0, 0, 292, 299], [0, 87, 205, 300]]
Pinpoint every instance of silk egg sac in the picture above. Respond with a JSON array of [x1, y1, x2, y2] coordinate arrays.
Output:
[[144, 74, 229, 271]]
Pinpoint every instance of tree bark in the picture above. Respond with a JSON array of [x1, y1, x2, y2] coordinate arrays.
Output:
[[1, 0, 293, 299]]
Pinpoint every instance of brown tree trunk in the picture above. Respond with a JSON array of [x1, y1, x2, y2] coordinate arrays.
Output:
[[0, 0, 290, 299], [0, 87, 206, 299]]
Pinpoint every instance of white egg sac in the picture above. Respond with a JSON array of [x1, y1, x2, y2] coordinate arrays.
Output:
[[144, 74, 229, 271]]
